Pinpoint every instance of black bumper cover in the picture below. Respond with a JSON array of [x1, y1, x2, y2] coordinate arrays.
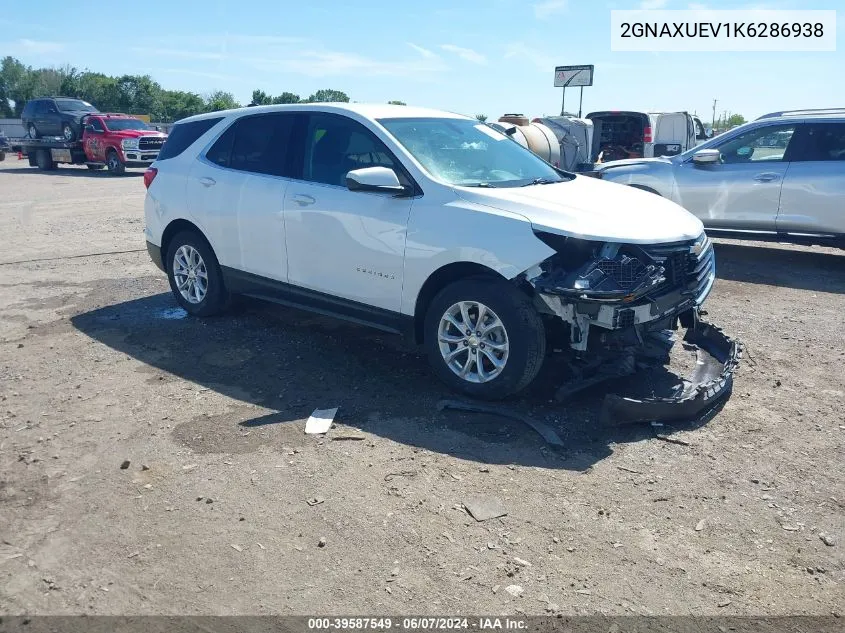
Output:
[[600, 320, 741, 426]]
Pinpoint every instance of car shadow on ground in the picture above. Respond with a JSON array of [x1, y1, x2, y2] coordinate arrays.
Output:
[[0, 166, 144, 177], [71, 292, 724, 471], [714, 241, 845, 292]]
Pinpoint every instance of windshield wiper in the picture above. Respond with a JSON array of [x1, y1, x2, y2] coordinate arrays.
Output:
[[464, 182, 497, 188], [522, 177, 559, 186]]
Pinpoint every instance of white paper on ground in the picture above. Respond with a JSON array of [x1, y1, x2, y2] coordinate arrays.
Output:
[[305, 407, 338, 434]]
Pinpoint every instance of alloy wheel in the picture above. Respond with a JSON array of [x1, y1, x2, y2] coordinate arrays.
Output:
[[172, 245, 208, 304], [437, 301, 509, 384]]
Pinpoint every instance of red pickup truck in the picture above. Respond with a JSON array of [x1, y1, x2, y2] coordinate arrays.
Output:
[[17, 113, 167, 175]]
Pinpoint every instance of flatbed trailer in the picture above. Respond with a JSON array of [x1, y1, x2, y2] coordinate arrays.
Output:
[[11, 137, 92, 171]]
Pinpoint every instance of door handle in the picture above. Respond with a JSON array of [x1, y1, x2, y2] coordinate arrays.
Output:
[[292, 194, 316, 207], [199, 177, 216, 187], [753, 173, 780, 183]]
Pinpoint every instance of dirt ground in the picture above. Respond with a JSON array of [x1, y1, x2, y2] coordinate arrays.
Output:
[[0, 159, 843, 616]]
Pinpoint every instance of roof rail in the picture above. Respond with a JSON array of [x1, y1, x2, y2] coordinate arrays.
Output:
[[757, 108, 845, 120]]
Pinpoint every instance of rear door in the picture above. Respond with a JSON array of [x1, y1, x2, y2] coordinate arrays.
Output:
[[776, 121, 845, 236], [653, 113, 688, 157], [187, 112, 294, 281], [674, 122, 797, 231]]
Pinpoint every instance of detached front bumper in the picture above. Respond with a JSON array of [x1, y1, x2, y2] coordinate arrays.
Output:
[[600, 318, 741, 425]]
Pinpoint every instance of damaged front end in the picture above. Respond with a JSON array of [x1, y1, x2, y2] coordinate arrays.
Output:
[[523, 231, 741, 424]]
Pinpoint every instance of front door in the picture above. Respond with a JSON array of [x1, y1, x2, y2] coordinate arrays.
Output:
[[284, 112, 412, 313], [83, 118, 107, 161], [674, 123, 797, 231]]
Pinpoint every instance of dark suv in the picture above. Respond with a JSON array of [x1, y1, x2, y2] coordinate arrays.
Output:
[[21, 97, 99, 141]]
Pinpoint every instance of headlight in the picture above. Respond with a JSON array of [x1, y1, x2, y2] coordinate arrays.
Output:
[[121, 139, 139, 150], [530, 232, 666, 301]]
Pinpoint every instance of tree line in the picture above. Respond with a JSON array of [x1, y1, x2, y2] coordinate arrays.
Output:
[[0, 56, 376, 123]]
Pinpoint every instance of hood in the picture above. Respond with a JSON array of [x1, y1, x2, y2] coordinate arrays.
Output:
[[107, 129, 166, 138], [596, 156, 674, 170], [455, 175, 703, 244]]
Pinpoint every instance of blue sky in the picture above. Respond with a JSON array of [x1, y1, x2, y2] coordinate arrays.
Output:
[[1, 0, 842, 122]]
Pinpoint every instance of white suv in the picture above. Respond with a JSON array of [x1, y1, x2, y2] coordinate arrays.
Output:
[[144, 104, 717, 400]]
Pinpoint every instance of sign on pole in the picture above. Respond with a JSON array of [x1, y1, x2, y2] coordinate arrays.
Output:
[[554, 65, 594, 117], [554, 65, 594, 87]]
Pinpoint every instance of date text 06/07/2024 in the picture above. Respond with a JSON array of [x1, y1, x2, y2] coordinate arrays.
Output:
[[306, 617, 529, 630]]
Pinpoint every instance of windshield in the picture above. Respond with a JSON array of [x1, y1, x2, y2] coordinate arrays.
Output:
[[104, 118, 151, 131], [56, 99, 97, 112], [378, 117, 567, 187]]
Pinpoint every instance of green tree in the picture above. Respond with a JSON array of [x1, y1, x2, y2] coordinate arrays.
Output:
[[388, 100, 406, 105], [306, 89, 350, 103], [727, 114, 746, 127], [272, 91, 300, 104], [1, 56, 33, 115], [475, 114, 487, 122], [251, 89, 272, 105], [160, 89, 205, 121], [116, 75, 162, 116], [204, 90, 240, 112]]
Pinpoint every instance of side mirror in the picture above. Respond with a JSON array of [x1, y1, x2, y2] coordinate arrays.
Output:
[[692, 149, 721, 165], [346, 167, 409, 195], [84, 124, 96, 132]]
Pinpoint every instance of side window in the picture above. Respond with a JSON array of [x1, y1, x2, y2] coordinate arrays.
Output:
[[303, 113, 397, 186], [205, 124, 236, 168], [229, 113, 294, 176], [791, 123, 845, 162], [88, 118, 105, 132], [33, 100, 46, 115], [715, 124, 795, 163], [44, 100, 57, 113], [157, 117, 223, 161]]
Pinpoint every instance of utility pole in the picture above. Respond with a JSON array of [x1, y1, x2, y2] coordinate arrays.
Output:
[[711, 99, 717, 130]]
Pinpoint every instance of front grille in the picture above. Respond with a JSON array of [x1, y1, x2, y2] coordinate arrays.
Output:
[[642, 235, 715, 304], [138, 136, 165, 150]]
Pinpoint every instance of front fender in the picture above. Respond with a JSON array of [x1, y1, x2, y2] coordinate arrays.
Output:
[[400, 194, 554, 315], [597, 161, 678, 202]]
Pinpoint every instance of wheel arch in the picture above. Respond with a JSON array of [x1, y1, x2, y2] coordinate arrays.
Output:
[[160, 219, 213, 273], [412, 262, 506, 344]]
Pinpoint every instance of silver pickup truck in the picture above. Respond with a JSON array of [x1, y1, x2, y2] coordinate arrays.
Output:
[[593, 109, 845, 249]]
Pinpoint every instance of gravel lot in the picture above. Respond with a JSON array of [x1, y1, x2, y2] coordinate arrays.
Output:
[[0, 159, 843, 616]]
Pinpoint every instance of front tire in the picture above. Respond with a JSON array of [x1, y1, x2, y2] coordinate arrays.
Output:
[[165, 231, 229, 317], [424, 278, 545, 400], [62, 123, 76, 142], [27, 124, 40, 139], [106, 149, 125, 175]]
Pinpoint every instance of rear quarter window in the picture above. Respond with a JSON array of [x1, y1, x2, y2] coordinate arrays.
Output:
[[157, 117, 224, 161]]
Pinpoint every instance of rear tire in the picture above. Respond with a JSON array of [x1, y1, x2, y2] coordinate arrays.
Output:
[[106, 149, 125, 175], [35, 149, 56, 171], [423, 278, 545, 400], [165, 231, 229, 317], [0, 151, 5, 162]]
